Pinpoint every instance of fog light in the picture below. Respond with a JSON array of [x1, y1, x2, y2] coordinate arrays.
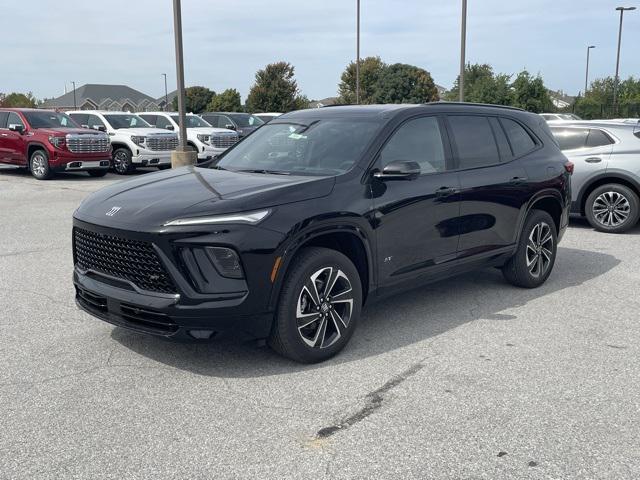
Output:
[[206, 247, 244, 279]]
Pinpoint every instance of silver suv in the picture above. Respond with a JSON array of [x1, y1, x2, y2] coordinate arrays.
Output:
[[550, 121, 640, 233]]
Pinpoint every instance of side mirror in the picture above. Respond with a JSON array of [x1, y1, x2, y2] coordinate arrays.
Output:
[[224, 123, 236, 131], [92, 125, 106, 132], [373, 160, 421, 181], [8, 124, 25, 134], [164, 125, 174, 131]]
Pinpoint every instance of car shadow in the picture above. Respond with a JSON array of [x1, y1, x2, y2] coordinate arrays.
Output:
[[111, 246, 620, 378], [570, 215, 640, 235]]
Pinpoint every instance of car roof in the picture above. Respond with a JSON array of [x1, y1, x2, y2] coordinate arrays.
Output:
[[0, 107, 55, 112]]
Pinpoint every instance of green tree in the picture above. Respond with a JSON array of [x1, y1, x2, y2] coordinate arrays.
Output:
[[172, 86, 216, 113], [1, 92, 38, 108], [338, 56, 386, 104], [446, 64, 512, 105], [574, 76, 640, 118], [246, 62, 307, 113], [510, 71, 554, 113], [370, 63, 439, 104], [207, 88, 242, 112]]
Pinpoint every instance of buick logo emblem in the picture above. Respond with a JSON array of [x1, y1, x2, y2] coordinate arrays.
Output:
[[105, 206, 122, 217]]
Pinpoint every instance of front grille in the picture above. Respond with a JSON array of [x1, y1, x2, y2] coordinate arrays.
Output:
[[210, 133, 239, 149], [66, 134, 110, 153], [74, 228, 176, 294], [146, 135, 178, 151]]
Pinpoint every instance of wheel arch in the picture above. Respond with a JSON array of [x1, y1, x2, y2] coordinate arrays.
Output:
[[517, 190, 564, 243], [269, 223, 374, 310], [26, 142, 49, 168], [110, 142, 132, 154], [577, 172, 640, 216]]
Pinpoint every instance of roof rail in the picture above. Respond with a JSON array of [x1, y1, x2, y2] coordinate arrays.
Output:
[[427, 101, 526, 112]]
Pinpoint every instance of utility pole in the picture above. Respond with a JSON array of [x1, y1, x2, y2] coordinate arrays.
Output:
[[162, 73, 168, 111], [356, 0, 361, 104], [459, 0, 467, 102], [171, 0, 196, 167], [613, 6, 636, 115], [584, 45, 595, 95], [71, 81, 77, 109]]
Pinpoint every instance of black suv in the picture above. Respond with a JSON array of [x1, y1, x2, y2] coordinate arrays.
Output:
[[73, 104, 572, 363]]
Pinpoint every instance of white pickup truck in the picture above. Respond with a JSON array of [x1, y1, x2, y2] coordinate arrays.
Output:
[[67, 111, 179, 174], [139, 112, 239, 162]]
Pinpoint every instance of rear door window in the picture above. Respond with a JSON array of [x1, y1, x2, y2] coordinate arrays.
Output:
[[7, 112, 25, 129], [500, 117, 536, 157], [0, 112, 9, 128], [447, 115, 500, 169], [585, 129, 614, 148], [550, 128, 589, 151]]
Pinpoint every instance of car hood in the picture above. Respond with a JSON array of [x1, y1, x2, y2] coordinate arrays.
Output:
[[113, 128, 177, 137], [74, 166, 335, 229]]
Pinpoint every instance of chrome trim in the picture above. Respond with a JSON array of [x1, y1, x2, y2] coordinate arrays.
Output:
[[65, 160, 110, 171]]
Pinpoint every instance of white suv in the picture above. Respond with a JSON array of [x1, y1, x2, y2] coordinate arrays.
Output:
[[139, 112, 238, 162], [67, 111, 178, 174]]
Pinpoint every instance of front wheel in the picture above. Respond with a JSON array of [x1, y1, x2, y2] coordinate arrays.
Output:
[[502, 210, 557, 288], [29, 149, 52, 180], [585, 184, 640, 233], [268, 247, 362, 363], [112, 148, 135, 175]]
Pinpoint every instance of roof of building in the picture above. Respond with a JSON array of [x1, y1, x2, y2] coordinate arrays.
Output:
[[41, 84, 157, 108]]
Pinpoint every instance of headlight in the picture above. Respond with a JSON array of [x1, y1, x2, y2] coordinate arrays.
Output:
[[48, 135, 66, 149], [130, 135, 146, 146], [197, 134, 211, 144], [163, 209, 271, 226]]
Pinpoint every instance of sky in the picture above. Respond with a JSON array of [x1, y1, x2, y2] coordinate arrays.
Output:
[[1, 0, 639, 102]]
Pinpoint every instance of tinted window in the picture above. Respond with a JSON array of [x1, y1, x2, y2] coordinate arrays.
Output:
[[500, 118, 536, 156], [22, 111, 77, 128], [103, 114, 151, 129], [0, 112, 9, 128], [69, 113, 89, 127], [379, 116, 446, 174], [551, 128, 588, 150], [170, 115, 210, 128], [202, 114, 222, 127], [586, 129, 613, 147], [448, 115, 500, 169], [488, 117, 512, 160], [139, 114, 157, 127], [86, 114, 105, 130], [228, 113, 264, 127], [7, 112, 25, 129]]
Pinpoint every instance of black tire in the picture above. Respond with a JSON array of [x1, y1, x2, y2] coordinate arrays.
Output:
[[158, 165, 171, 170], [585, 184, 640, 233], [502, 210, 557, 288], [87, 169, 108, 177], [29, 149, 52, 180], [268, 247, 362, 363], [112, 148, 135, 175]]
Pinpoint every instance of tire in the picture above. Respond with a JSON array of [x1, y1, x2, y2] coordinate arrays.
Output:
[[585, 184, 640, 233], [502, 210, 557, 288], [29, 149, 52, 180], [268, 247, 362, 363], [158, 165, 171, 170], [112, 148, 135, 175], [87, 169, 108, 177]]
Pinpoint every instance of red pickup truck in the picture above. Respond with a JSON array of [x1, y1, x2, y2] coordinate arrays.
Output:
[[0, 108, 111, 180]]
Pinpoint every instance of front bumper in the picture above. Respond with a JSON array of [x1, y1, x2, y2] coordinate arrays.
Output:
[[49, 150, 111, 170], [131, 151, 173, 166], [72, 218, 284, 340]]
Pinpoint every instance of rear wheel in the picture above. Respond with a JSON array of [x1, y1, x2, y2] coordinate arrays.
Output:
[[585, 184, 639, 233], [112, 148, 135, 175], [87, 169, 108, 177], [502, 210, 557, 288], [269, 247, 362, 363], [29, 150, 52, 180]]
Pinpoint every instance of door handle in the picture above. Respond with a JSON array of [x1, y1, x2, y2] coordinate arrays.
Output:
[[585, 157, 602, 163], [0, 133, 8, 137], [435, 186, 458, 198], [509, 176, 528, 185]]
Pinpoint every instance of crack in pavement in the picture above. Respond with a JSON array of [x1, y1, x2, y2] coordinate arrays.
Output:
[[315, 360, 426, 439]]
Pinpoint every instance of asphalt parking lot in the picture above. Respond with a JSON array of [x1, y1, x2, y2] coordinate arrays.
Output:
[[1, 167, 639, 480]]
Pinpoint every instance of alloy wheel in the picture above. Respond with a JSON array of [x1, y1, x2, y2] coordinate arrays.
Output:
[[296, 267, 354, 349], [113, 151, 130, 173], [526, 221, 554, 279], [31, 153, 47, 177], [592, 191, 631, 228]]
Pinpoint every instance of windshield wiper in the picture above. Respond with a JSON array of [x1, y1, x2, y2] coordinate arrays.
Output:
[[235, 169, 291, 175]]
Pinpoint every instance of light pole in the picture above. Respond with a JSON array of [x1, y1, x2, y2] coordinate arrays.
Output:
[[171, 0, 196, 167], [459, 0, 467, 102], [356, 0, 361, 104], [71, 81, 77, 109], [584, 45, 595, 95], [613, 6, 636, 114], [161, 73, 168, 111]]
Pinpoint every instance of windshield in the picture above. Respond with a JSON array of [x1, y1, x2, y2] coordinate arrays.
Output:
[[228, 113, 264, 128], [214, 119, 383, 176], [171, 115, 211, 128], [103, 114, 151, 129], [23, 111, 78, 129]]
